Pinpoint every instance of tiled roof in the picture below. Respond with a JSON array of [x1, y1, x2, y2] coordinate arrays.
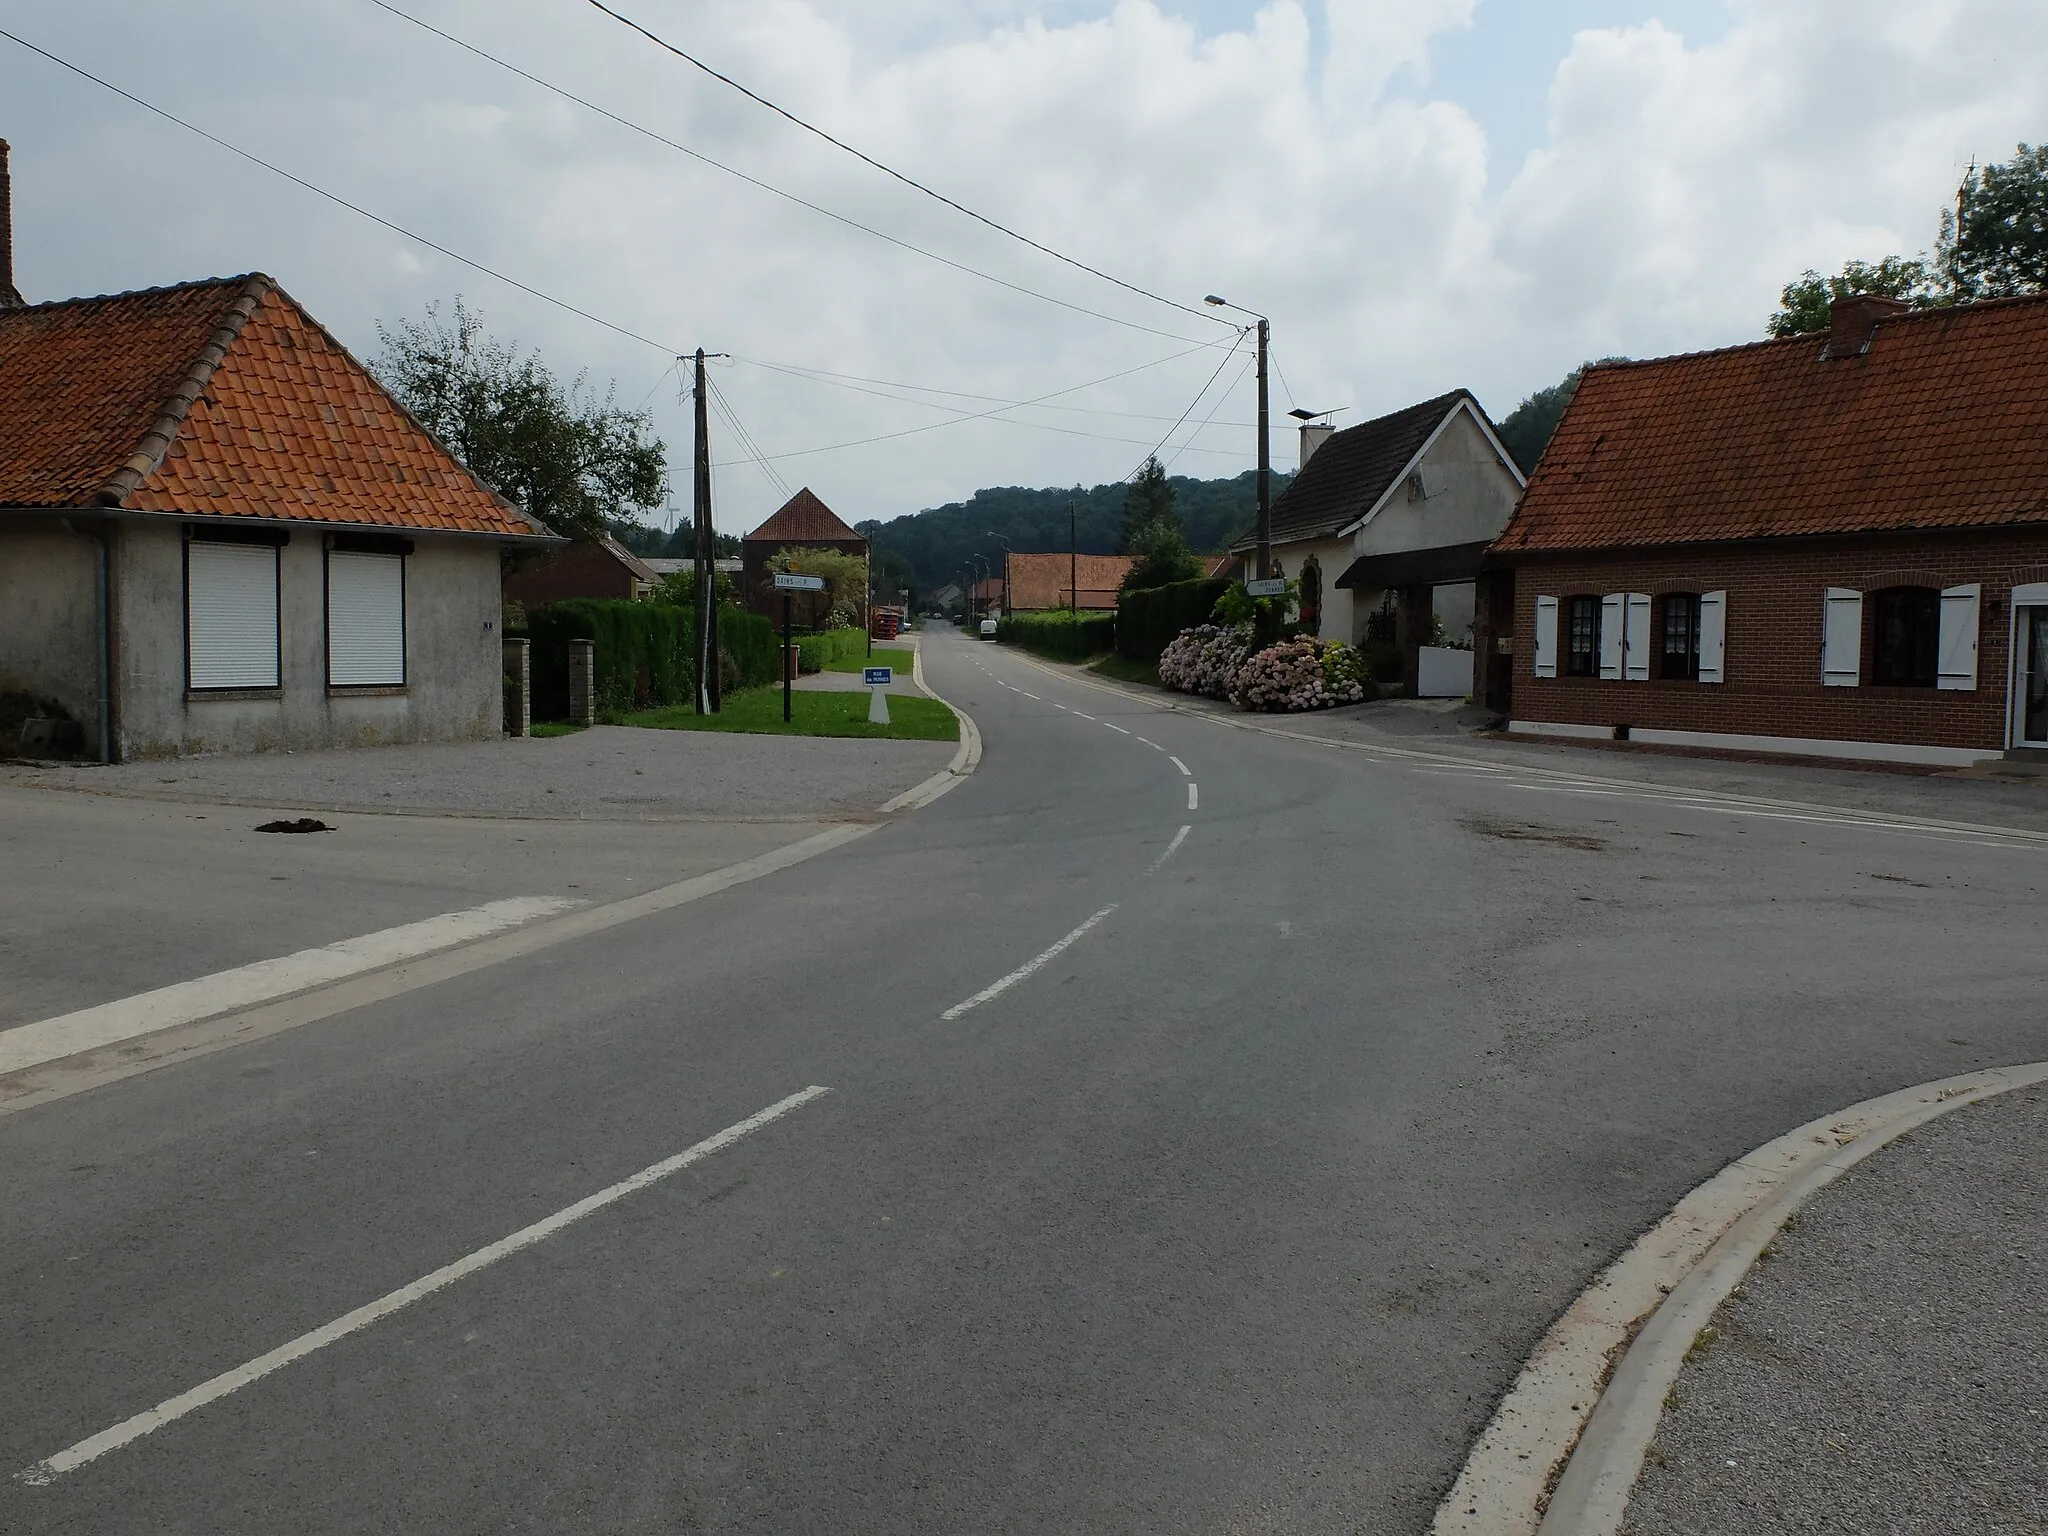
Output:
[[0, 274, 544, 537], [1497, 294, 2048, 554], [1233, 390, 1476, 550], [744, 487, 865, 544], [1005, 552, 1134, 610]]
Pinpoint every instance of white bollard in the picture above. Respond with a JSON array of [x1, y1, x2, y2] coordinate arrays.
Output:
[[868, 686, 891, 725]]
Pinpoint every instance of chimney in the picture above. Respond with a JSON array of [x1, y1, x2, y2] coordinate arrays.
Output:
[[0, 139, 21, 309], [1824, 292, 1910, 359], [1299, 422, 1335, 470]]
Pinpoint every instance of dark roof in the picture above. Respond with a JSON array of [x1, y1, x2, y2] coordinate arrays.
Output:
[[744, 487, 865, 544], [0, 274, 544, 536], [1496, 293, 2048, 554], [1232, 390, 1477, 550], [1334, 540, 1493, 590]]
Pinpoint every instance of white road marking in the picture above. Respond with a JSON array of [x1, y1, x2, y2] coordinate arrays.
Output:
[[1104, 723, 1131, 735], [0, 897, 581, 1079], [1187, 783, 1199, 811], [1134, 737, 1159, 748], [941, 906, 1117, 1021], [13, 1086, 832, 1487], [1169, 756, 1191, 776], [1148, 825, 1191, 874], [1021, 692, 1041, 700], [1072, 712, 1096, 721]]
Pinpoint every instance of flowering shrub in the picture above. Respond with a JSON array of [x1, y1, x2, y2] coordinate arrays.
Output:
[[1157, 624, 1252, 699], [1229, 636, 1372, 712]]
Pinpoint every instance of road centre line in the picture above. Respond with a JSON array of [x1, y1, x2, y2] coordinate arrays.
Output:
[[1169, 756, 1191, 776], [1022, 692, 1041, 700], [0, 897, 581, 1079], [1148, 824, 1191, 874], [1187, 783, 1199, 811], [941, 905, 1117, 1021], [1104, 723, 1131, 735], [1072, 711, 1096, 721], [14, 1087, 832, 1487], [1136, 738, 1160, 748]]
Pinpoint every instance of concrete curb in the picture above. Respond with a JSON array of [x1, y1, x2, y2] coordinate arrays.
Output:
[[1432, 1061, 2048, 1536], [878, 636, 983, 814]]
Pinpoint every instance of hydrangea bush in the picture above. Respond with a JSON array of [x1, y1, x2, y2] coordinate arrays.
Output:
[[1157, 624, 1253, 699], [1228, 636, 1372, 712]]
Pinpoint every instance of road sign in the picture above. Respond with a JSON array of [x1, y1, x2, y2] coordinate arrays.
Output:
[[1245, 577, 1286, 597], [863, 667, 893, 686], [772, 572, 826, 591]]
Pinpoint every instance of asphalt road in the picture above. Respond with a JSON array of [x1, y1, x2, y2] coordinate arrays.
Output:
[[4, 627, 2046, 1533]]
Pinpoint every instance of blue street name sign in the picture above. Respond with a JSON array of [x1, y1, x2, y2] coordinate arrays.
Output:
[[863, 667, 893, 686]]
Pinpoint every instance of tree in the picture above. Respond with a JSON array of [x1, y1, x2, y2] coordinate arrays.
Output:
[[1120, 516, 1203, 592], [1121, 456, 1176, 553], [1939, 143, 2048, 298], [375, 297, 667, 544], [1496, 359, 1629, 473], [1767, 256, 1938, 338], [766, 546, 868, 629]]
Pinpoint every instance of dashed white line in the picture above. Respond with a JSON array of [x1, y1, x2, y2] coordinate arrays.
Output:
[[1022, 692, 1041, 700], [1072, 712, 1096, 721], [13, 1086, 833, 1486], [1148, 825, 1192, 874], [1104, 723, 1131, 735], [1187, 783, 1199, 811], [940, 906, 1118, 1021], [1169, 756, 1191, 777], [1135, 737, 1160, 749]]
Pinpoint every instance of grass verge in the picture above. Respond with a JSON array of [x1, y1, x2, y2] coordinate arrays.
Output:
[[530, 721, 587, 738], [822, 646, 914, 675], [614, 686, 958, 742], [1086, 653, 1162, 689]]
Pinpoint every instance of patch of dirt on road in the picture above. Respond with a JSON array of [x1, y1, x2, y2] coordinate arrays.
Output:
[[1462, 814, 1609, 852]]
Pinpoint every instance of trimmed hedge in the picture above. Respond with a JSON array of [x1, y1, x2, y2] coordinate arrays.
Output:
[[793, 627, 867, 673], [997, 609, 1115, 660], [1116, 577, 1231, 664], [530, 599, 777, 718]]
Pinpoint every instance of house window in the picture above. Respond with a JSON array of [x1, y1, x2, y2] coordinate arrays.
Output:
[[326, 544, 409, 686], [186, 532, 282, 690], [1871, 586, 1940, 686], [1658, 593, 1700, 680], [1566, 596, 1601, 677]]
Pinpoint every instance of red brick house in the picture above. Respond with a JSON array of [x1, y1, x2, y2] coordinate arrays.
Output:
[[503, 534, 659, 609], [739, 488, 866, 619], [1002, 552, 1133, 612], [1491, 293, 2048, 767]]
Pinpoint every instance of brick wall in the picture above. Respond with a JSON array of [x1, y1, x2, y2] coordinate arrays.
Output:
[[1507, 530, 2048, 752]]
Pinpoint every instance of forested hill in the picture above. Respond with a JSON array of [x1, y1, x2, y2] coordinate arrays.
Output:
[[861, 468, 1290, 595]]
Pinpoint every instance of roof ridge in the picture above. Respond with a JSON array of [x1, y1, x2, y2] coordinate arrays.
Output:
[[1596, 290, 2048, 374], [95, 273, 273, 507], [9, 272, 264, 316]]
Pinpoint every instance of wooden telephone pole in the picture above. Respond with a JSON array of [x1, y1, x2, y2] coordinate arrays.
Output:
[[692, 348, 720, 714]]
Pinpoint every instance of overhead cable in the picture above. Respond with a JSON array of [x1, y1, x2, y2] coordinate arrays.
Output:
[[1122, 332, 1250, 481], [580, 0, 1231, 331]]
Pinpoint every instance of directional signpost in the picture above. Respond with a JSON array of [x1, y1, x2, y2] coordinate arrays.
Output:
[[773, 572, 826, 722], [863, 666, 892, 725], [1244, 577, 1287, 598]]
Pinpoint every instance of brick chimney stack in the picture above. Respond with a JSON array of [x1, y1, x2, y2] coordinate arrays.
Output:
[[1825, 292, 1910, 359], [0, 139, 23, 309]]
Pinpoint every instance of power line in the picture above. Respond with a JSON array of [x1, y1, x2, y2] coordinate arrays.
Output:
[[365, 1, 1214, 347], [1122, 332, 1249, 481], [580, 0, 1231, 332], [1164, 350, 1256, 472], [705, 373, 795, 502], [734, 354, 1259, 427]]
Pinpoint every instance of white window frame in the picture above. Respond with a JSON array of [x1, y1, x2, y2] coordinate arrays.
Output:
[[1822, 588, 1863, 687], [325, 546, 409, 688], [1935, 583, 1980, 692], [1533, 595, 1559, 678], [185, 533, 283, 691]]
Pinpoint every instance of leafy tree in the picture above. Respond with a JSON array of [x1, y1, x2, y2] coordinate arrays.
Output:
[[766, 546, 868, 629], [1121, 456, 1177, 553], [375, 297, 666, 544], [1496, 359, 1629, 473], [659, 519, 740, 559], [653, 566, 737, 608], [1120, 517, 1204, 592], [1767, 257, 1938, 338], [1939, 143, 2048, 298]]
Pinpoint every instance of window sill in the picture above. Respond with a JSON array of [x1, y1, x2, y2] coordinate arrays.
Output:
[[186, 687, 282, 702], [328, 684, 409, 698]]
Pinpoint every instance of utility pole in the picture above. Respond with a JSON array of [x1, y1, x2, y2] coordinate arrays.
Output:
[[1255, 315, 1271, 582], [691, 348, 720, 714], [1068, 500, 1078, 610]]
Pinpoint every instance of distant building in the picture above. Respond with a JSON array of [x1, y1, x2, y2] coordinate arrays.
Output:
[[1003, 552, 1134, 613], [504, 535, 659, 608], [739, 488, 867, 618]]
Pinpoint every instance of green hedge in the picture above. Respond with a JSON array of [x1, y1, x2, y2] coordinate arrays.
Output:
[[792, 627, 867, 673], [998, 609, 1115, 659], [530, 599, 777, 718], [1116, 577, 1231, 664]]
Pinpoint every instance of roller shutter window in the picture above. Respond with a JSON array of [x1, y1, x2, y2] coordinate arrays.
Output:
[[187, 540, 281, 690], [1696, 591, 1727, 684], [1533, 596, 1560, 678], [327, 551, 407, 686], [1822, 588, 1863, 686], [1935, 583, 1981, 691]]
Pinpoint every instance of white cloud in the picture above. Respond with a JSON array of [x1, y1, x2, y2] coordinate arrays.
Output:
[[2, 1, 2043, 529]]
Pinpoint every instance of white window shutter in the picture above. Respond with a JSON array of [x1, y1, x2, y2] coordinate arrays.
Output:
[[1599, 593, 1626, 680], [327, 552, 407, 686], [1822, 588, 1863, 686], [1623, 593, 1652, 681], [1697, 590, 1727, 684], [1533, 596, 1559, 678], [1936, 583, 1980, 691], [187, 541, 280, 689]]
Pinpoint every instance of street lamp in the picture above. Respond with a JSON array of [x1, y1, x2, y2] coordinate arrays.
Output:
[[987, 533, 1011, 617], [1206, 295, 1271, 584]]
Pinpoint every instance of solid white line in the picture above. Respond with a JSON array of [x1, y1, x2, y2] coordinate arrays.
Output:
[[1169, 756, 1191, 776], [1187, 783, 1199, 811], [1148, 825, 1192, 874], [0, 897, 581, 1078], [14, 1086, 832, 1487], [940, 906, 1117, 1021], [1104, 723, 1131, 735]]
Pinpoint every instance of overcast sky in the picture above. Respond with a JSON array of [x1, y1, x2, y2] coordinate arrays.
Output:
[[4, 1, 2041, 533]]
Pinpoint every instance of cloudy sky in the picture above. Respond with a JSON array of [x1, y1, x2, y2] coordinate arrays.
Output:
[[4, 1, 2041, 533]]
